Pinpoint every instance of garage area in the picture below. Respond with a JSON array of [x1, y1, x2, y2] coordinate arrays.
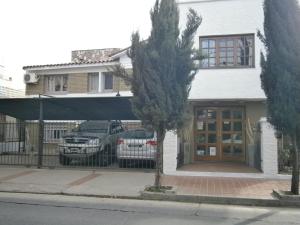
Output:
[[0, 96, 157, 170]]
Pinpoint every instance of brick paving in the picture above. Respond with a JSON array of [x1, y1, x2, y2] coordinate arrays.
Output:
[[162, 175, 291, 199]]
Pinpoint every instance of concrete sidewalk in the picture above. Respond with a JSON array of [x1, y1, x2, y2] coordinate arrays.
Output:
[[0, 167, 154, 197], [0, 166, 297, 206]]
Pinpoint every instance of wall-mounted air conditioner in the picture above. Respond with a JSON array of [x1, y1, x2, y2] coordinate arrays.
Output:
[[24, 73, 39, 84]]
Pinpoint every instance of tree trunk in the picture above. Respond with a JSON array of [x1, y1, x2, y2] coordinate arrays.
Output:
[[154, 124, 166, 189], [291, 135, 299, 195]]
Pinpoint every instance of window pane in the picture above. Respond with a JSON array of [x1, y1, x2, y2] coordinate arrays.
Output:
[[209, 58, 216, 67], [222, 134, 231, 143], [202, 49, 209, 56], [104, 73, 113, 90], [196, 145, 207, 156], [209, 40, 216, 48], [223, 145, 232, 155], [233, 122, 242, 131], [227, 40, 234, 47], [208, 121, 216, 131], [233, 145, 243, 155], [209, 49, 216, 57], [220, 58, 227, 66], [207, 110, 216, 119], [201, 59, 209, 68], [201, 40, 209, 48], [88, 73, 99, 92], [223, 121, 231, 131], [219, 40, 226, 47], [232, 133, 243, 144], [55, 76, 61, 91], [227, 49, 234, 57], [197, 110, 206, 120], [222, 110, 231, 119], [233, 110, 243, 119], [197, 134, 206, 144], [197, 121, 206, 131], [63, 76, 68, 91], [208, 134, 217, 143]]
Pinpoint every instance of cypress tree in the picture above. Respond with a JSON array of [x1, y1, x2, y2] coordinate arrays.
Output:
[[114, 0, 201, 188], [259, 0, 300, 194]]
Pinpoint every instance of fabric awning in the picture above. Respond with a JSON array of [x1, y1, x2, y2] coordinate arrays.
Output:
[[0, 97, 137, 120]]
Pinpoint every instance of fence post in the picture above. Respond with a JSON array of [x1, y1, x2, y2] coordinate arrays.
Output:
[[37, 96, 44, 168]]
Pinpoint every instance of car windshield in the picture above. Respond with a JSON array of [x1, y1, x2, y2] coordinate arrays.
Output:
[[78, 121, 109, 133], [122, 130, 154, 139]]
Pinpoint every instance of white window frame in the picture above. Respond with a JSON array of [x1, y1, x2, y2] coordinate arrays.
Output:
[[44, 123, 68, 143], [101, 72, 113, 92], [88, 72, 99, 93], [45, 75, 68, 94]]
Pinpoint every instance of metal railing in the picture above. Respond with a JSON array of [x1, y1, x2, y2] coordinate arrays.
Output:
[[0, 121, 156, 170]]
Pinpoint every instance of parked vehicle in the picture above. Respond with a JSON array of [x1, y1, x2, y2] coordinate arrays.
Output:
[[116, 129, 157, 168], [58, 120, 124, 166]]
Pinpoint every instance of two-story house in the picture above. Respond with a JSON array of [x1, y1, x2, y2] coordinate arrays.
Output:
[[21, 0, 278, 175]]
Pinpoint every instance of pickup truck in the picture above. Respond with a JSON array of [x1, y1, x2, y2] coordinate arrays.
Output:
[[58, 120, 124, 166]]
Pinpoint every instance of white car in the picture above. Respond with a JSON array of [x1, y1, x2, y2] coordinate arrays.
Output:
[[116, 129, 157, 168]]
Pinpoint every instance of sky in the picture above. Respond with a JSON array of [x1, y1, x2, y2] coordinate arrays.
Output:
[[0, 0, 156, 89]]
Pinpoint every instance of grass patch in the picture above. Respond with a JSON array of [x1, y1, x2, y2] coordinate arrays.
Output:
[[145, 186, 173, 193]]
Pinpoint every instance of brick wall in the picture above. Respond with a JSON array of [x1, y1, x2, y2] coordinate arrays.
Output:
[[25, 76, 44, 95], [113, 77, 131, 92], [68, 73, 88, 93]]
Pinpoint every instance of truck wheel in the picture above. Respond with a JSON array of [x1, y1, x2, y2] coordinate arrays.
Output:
[[59, 154, 70, 166]]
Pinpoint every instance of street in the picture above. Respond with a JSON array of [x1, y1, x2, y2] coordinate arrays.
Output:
[[0, 193, 299, 225]]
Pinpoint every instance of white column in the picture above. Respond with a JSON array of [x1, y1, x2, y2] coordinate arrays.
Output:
[[163, 130, 178, 174], [260, 118, 278, 177]]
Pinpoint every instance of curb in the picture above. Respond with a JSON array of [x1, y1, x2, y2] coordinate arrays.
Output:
[[0, 190, 299, 208], [140, 191, 300, 208]]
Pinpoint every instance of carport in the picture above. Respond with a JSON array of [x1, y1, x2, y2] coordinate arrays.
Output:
[[0, 96, 136, 121], [0, 96, 139, 168]]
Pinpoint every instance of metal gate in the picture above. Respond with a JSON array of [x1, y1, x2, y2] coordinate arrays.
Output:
[[0, 121, 156, 169]]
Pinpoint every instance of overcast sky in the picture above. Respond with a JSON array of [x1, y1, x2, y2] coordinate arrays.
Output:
[[0, 0, 156, 89]]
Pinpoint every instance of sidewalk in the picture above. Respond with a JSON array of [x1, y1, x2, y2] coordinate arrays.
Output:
[[0, 166, 295, 205]]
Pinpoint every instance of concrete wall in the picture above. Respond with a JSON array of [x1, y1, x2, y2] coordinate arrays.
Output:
[[163, 131, 179, 174], [178, 0, 266, 101]]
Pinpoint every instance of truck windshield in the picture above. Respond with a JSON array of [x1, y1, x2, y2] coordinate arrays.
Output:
[[78, 121, 108, 133]]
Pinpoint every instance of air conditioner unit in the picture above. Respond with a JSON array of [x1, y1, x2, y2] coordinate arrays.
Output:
[[24, 73, 39, 84]]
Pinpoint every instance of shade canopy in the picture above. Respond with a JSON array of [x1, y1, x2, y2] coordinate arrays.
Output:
[[0, 97, 137, 120]]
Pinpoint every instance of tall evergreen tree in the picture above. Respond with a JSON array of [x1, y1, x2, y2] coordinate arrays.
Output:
[[114, 0, 201, 188], [259, 0, 300, 194]]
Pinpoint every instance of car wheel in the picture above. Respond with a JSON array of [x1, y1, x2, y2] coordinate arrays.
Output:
[[59, 154, 70, 166]]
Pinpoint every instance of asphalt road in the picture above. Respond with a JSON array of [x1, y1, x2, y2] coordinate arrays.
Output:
[[0, 193, 299, 225]]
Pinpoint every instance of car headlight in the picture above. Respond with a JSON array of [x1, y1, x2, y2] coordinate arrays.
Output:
[[88, 139, 99, 145]]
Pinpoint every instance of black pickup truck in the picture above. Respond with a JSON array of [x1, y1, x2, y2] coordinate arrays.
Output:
[[58, 120, 124, 166]]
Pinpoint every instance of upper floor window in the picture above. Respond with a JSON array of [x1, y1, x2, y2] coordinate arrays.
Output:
[[102, 72, 113, 91], [200, 34, 254, 68], [88, 72, 99, 92], [45, 75, 68, 93]]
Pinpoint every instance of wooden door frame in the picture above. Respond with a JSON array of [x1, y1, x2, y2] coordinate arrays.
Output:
[[194, 106, 246, 162]]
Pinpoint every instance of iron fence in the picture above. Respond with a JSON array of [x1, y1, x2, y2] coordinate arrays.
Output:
[[0, 121, 157, 169]]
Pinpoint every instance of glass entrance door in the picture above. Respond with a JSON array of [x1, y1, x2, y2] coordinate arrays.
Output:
[[194, 107, 245, 162]]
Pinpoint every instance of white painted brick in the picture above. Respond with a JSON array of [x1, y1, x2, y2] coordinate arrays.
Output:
[[260, 118, 278, 177], [163, 131, 178, 174]]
